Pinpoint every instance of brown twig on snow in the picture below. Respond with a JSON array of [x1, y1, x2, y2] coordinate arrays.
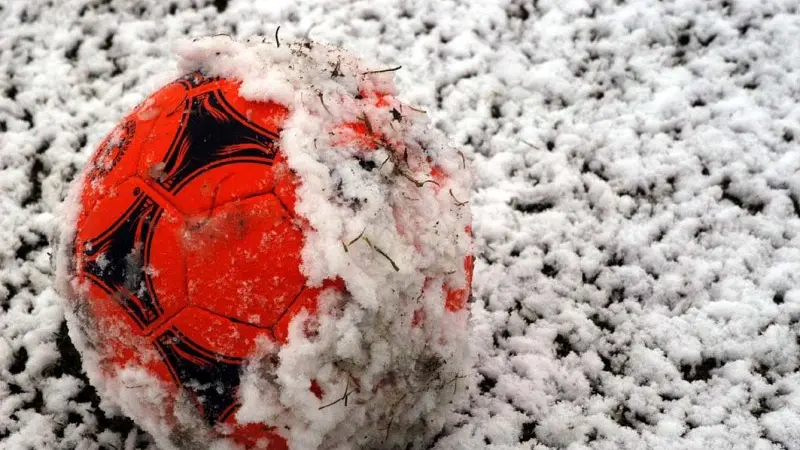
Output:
[[371, 139, 440, 190], [318, 92, 331, 115], [363, 65, 402, 75], [319, 377, 353, 410], [275, 26, 281, 48], [383, 392, 408, 440], [342, 228, 367, 252], [342, 228, 399, 271], [449, 189, 468, 206], [398, 170, 439, 188], [331, 58, 343, 78], [363, 237, 400, 272], [379, 154, 392, 171]]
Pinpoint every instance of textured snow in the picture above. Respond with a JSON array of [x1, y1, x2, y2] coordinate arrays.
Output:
[[1, 0, 800, 449]]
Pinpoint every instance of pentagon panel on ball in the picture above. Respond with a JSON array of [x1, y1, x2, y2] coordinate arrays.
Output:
[[55, 36, 474, 450]]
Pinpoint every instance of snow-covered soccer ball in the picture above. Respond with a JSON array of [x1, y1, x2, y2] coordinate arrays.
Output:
[[54, 36, 473, 450]]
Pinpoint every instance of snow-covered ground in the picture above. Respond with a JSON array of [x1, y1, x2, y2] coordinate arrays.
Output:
[[1, 0, 799, 449]]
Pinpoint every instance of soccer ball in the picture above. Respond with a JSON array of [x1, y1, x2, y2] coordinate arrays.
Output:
[[55, 56, 473, 449]]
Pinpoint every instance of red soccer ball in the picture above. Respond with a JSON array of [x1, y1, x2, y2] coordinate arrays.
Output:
[[58, 70, 472, 449]]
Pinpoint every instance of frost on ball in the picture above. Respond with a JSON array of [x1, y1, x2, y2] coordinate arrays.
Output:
[[53, 36, 474, 450]]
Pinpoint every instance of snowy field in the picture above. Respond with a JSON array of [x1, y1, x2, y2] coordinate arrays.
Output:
[[2, 0, 800, 449]]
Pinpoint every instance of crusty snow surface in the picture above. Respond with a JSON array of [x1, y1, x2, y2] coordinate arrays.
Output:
[[1, 0, 800, 449]]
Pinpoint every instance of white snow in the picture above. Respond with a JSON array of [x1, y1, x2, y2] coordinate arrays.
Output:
[[0, 0, 798, 449]]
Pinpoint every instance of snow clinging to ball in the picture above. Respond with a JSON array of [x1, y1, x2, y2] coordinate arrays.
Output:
[[53, 35, 474, 450]]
